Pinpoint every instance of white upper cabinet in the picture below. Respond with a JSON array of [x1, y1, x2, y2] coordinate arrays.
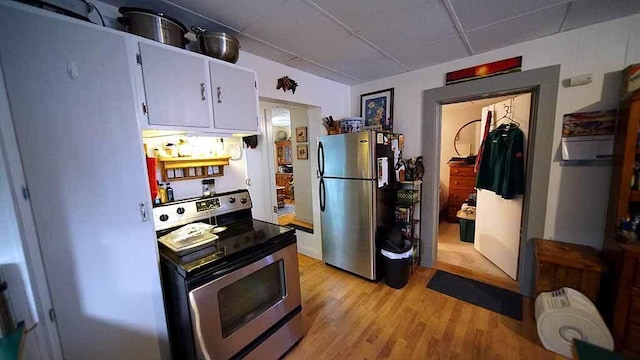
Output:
[[138, 42, 211, 128], [209, 61, 259, 132]]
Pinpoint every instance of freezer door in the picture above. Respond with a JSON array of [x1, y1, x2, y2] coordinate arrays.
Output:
[[318, 132, 374, 179], [320, 177, 376, 279]]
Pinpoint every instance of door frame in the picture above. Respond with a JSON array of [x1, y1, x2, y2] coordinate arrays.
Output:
[[421, 66, 560, 296]]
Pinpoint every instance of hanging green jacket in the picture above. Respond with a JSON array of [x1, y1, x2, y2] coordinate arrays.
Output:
[[475, 124, 525, 199]]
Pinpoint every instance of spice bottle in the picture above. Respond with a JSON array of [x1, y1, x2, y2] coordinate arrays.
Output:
[[166, 183, 174, 202]]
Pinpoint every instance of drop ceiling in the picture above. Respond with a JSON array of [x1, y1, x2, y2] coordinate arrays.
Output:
[[100, 0, 640, 85]]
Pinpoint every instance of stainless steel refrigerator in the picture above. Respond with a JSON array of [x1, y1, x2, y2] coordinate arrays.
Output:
[[318, 131, 398, 280]]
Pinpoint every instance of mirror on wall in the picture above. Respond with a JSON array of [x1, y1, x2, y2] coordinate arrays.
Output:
[[454, 119, 481, 157]]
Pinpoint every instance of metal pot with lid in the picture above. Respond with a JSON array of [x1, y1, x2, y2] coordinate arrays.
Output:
[[191, 26, 240, 64], [118, 7, 188, 49]]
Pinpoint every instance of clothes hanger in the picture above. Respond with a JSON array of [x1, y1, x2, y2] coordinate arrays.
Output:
[[495, 100, 520, 134]]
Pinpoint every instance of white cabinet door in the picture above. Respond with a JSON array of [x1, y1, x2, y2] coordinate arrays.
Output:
[[139, 42, 211, 128], [209, 61, 259, 132], [0, 7, 167, 360]]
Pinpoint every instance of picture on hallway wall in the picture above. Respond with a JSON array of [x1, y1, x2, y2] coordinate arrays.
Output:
[[296, 126, 307, 142], [297, 144, 308, 160], [360, 88, 394, 131]]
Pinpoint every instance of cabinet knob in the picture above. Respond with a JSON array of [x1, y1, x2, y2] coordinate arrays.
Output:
[[454, 170, 459, 174], [454, 181, 459, 185], [453, 194, 459, 198], [200, 83, 206, 101], [216, 86, 222, 104]]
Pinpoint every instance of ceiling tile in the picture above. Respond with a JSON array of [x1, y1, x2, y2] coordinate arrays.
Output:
[[243, 0, 351, 60], [394, 36, 470, 70], [286, 58, 361, 84], [296, 34, 404, 80], [466, 4, 568, 54], [166, 0, 285, 31], [561, 0, 640, 31], [235, 35, 298, 63], [449, 0, 568, 31], [311, 0, 457, 52]]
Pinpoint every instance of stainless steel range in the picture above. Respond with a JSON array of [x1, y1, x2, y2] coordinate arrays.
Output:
[[154, 189, 303, 359]]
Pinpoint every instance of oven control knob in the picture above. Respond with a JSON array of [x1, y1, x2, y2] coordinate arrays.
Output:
[[240, 197, 247, 204], [159, 214, 169, 222], [229, 197, 236, 204], [176, 207, 185, 215]]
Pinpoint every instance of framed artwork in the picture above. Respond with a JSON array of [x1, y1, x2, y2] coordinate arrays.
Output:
[[360, 88, 394, 131], [297, 144, 308, 160], [295, 126, 307, 142]]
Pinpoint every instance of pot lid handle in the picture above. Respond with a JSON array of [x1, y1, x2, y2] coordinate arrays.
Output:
[[191, 26, 206, 34]]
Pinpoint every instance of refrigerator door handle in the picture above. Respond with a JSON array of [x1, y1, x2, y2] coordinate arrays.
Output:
[[319, 178, 326, 212], [318, 141, 325, 176]]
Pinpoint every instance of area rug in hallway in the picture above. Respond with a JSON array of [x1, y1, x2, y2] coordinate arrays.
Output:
[[427, 270, 523, 320], [277, 204, 295, 216]]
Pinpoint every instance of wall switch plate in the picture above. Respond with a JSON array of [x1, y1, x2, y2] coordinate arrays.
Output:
[[568, 74, 593, 87]]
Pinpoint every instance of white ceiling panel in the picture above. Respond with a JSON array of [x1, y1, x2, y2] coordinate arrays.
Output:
[[167, 0, 285, 31], [340, 57, 407, 82], [243, 0, 352, 60], [561, 0, 640, 31], [299, 34, 405, 80], [310, 0, 457, 47], [235, 35, 298, 64], [286, 58, 361, 85], [449, 0, 569, 31], [394, 35, 470, 70], [466, 4, 568, 54]]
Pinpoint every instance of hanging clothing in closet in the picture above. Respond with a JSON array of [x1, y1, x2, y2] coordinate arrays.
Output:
[[475, 123, 525, 199]]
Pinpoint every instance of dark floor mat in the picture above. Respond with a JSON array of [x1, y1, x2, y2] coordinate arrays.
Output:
[[426, 270, 522, 321]]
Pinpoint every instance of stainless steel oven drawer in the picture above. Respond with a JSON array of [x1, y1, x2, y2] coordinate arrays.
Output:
[[188, 243, 301, 359]]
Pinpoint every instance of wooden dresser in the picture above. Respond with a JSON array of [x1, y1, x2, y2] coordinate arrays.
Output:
[[447, 164, 476, 223], [603, 89, 640, 357]]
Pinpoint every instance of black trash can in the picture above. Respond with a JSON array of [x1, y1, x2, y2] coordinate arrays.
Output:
[[381, 240, 413, 289]]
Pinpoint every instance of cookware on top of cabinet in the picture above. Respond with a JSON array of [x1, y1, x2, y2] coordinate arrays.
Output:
[[119, 7, 188, 49], [191, 26, 240, 63]]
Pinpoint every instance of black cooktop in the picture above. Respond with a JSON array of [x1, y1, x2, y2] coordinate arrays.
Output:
[[160, 219, 295, 278]]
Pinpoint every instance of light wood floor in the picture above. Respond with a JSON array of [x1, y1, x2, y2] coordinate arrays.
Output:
[[285, 255, 563, 360], [437, 222, 518, 291]]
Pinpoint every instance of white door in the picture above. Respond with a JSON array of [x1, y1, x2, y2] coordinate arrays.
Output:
[[210, 61, 259, 132], [139, 42, 211, 128], [245, 107, 278, 223], [474, 94, 532, 280], [0, 8, 167, 359]]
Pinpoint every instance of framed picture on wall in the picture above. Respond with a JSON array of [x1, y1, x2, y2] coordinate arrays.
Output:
[[297, 144, 308, 160], [296, 126, 307, 142], [360, 88, 394, 131]]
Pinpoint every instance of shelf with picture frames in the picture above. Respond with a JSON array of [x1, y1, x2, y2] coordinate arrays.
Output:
[[158, 156, 230, 182]]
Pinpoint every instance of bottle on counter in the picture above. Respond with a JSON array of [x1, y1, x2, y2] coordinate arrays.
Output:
[[166, 183, 174, 202], [159, 183, 168, 203]]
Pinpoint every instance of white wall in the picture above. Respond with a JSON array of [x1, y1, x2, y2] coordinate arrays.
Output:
[[352, 13, 640, 250], [289, 108, 312, 224]]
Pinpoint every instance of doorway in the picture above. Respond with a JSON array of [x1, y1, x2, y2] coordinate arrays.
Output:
[[271, 107, 296, 224], [421, 66, 560, 296], [246, 99, 315, 233], [437, 93, 532, 290]]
